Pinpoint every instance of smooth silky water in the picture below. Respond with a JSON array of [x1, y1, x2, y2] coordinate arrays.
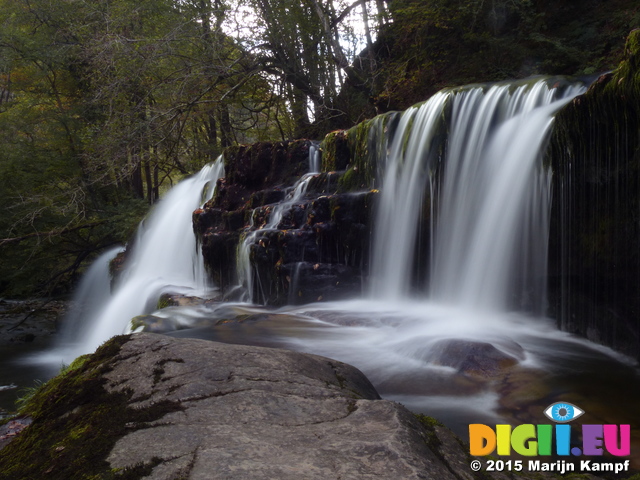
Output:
[[5, 78, 639, 464]]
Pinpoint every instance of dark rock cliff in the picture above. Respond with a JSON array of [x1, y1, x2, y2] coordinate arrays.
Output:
[[547, 29, 640, 358]]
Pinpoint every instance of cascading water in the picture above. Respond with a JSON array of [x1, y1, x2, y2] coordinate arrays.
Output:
[[58, 246, 124, 344], [370, 79, 586, 312], [308, 142, 321, 174], [61, 159, 224, 357], [430, 81, 585, 311], [236, 167, 317, 303], [369, 91, 450, 299]]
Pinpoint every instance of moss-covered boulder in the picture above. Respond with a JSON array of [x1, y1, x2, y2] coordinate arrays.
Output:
[[0, 335, 184, 480], [547, 29, 640, 358]]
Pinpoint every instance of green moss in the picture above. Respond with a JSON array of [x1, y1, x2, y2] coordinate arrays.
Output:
[[413, 414, 447, 468], [623, 474, 640, 480], [319, 131, 341, 172], [606, 29, 640, 98], [0, 335, 183, 480], [627, 29, 640, 55], [322, 113, 397, 192], [156, 294, 172, 310], [414, 413, 443, 429], [337, 167, 359, 192]]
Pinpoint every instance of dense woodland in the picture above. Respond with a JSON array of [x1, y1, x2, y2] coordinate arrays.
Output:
[[0, 0, 638, 297]]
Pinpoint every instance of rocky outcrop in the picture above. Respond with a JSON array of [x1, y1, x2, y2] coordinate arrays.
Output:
[[547, 29, 640, 358], [194, 140, 375, 305], [0, 333, 497, 480]]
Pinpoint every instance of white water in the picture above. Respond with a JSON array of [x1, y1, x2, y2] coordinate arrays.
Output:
[[370, 80, 586, 312], [237, 170, 317, 303], [309, 142, 321, 173], [57, 159, 225, 358], [370, 92, 450, 298], [59, 246, 124, 343], [431, 82, 585, 311]]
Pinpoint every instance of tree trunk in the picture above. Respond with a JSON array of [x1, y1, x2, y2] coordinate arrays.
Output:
[[130, 152, 144, 199], [144, 161, 153, 205], [218, 104, 233, 148]]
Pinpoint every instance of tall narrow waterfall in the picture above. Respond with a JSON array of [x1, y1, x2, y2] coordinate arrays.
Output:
[[73, 160, 225, 354], [371, 79, 586, 311]]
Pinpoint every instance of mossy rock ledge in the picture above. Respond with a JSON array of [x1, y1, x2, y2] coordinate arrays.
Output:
[[0, 333, 508, 480]]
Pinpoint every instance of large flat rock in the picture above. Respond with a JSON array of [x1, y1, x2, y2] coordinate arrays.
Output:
[[1, 333, 571, 480], [103, 334, 459, 479]]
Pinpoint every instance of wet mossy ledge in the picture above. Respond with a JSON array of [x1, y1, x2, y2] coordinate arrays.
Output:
[[547, 29, 640, 358], [0, 333, 513, 480]]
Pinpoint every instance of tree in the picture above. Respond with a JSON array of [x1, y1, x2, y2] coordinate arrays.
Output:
[[226, 0, 389, 135], [0, 0, 389, 296]]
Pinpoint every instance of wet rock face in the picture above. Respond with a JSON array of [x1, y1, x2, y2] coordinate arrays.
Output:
[[547, 30, 640, 358], [194, 140, 375, 305], [0, 333, 487, 480]]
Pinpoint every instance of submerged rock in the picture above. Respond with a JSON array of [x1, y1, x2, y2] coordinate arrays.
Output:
[[427, 339, 523, 378]]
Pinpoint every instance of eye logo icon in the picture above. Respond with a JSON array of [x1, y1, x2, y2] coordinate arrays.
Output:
[[543, 402, 584, 423]]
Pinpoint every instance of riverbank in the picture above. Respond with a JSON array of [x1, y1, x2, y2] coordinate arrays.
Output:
[[0, 299, 68, 345], [0, 299, 69, 419]]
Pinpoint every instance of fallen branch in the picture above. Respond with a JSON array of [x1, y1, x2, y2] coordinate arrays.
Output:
[[7, 297, 56, 332], [0, 221, 106, 247]]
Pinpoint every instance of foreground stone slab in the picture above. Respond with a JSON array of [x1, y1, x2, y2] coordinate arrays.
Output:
[[0, 333, 582, 480], [103, 334, 460, 480]]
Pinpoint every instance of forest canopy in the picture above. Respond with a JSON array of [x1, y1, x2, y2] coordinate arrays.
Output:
[[0, 0, 638, 297]]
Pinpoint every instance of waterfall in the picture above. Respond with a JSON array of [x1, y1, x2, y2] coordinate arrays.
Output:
[[59, 246, 123, 344], [24, 77, 639, 448], [370, 78, 586, 311], [236, 163, 318, 303], [55, 79, 588, 359], [70, 159, 225, 355], [309, 142, 321, 173], [369, 91, 450, 298]]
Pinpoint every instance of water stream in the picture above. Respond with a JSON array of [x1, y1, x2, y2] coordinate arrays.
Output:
[[33, 159, 225, 363]]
